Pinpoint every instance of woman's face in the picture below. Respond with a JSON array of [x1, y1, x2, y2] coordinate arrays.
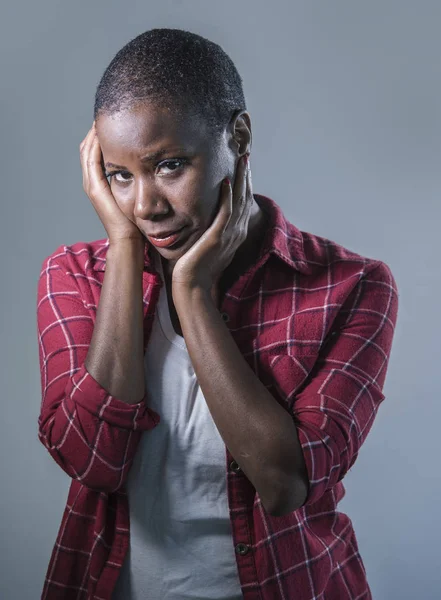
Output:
[[96, 102, 245, 273]]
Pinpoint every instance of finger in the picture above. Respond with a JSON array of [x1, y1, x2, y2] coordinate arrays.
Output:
[[82, 127, 106, 199], [88, 131, 110, 197], [234, 154, 249, 221], [79, 124, 95, 154], [233, 154, 249, 211], [243, 158, 251, 201], [213, 177, 232, 235], [237, 160, 253, 231], [81, 123, 97, 157], [80, 125, 96, 188], [245, 161, 253, 217], [83, 126, 103, 184]]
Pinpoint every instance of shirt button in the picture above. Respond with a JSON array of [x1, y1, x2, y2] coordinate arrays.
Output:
[[221, 312, 230, 323], [230, 460, 242, 473], [235, 543, 250, 555]]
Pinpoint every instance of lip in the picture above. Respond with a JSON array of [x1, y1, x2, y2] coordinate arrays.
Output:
[[147, 226, 187, 248], [148, 226, 185, 239]]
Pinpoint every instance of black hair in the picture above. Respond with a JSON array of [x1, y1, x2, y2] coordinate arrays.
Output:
[[94, 28, 247, 137]]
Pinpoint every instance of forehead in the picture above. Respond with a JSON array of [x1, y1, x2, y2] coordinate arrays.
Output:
[[96, 102, 211, 156]]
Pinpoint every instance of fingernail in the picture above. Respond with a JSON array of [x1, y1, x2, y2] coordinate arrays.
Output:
[[243, 154, 249, 165], [224, 177, 230, 186]]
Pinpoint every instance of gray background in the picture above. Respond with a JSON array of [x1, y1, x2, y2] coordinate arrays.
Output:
[[1, 1, 439, 598]]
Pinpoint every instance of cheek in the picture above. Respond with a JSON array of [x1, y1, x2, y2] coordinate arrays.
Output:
[[188, 183, 221, 227], [170, 173, 215, 219], [111, 189, 135, 219]]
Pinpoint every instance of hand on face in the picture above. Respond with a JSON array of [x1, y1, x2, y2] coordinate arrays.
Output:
[[79, 121, 144, 244], [171, 153, 252, 305]]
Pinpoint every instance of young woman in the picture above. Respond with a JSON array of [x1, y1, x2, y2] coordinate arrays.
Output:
[[36, 28, 398, 600]]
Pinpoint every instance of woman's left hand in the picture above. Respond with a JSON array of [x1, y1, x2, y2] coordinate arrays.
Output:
[[171, 153, 252, 305]]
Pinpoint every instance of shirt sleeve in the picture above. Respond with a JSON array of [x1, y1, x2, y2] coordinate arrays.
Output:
[[292, 261, 399, 507], [36, 254, 160, 493]]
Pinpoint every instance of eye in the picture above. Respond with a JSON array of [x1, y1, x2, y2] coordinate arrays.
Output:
[[105, 170, 132, 184], [105, 158, 188, 184], [156, 158, 188, 175]]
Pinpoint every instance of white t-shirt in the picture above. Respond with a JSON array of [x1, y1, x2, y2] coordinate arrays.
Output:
[[112, 251, 243, 599]]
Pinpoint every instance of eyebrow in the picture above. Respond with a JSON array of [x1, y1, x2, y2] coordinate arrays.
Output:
[[104, 147, 189, 170]]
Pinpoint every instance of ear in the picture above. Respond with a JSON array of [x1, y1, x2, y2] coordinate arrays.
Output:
[[229, 110, 252, 157]]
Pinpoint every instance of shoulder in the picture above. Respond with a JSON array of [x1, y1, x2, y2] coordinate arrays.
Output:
[[295, 230, 399, 330], [37, 238, 111, 312], [297, 228, 396, 288], [39, 238, 109, 277], [259, 194, 395, 286]]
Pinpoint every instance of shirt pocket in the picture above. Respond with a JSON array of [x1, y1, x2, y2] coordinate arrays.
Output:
[[263, 351, 319, 408], [254, 324, 320, 410]]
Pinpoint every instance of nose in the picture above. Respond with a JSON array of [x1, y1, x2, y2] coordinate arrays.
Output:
[[133, 179, 170, 221]]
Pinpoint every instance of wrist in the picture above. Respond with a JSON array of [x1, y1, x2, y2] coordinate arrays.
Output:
[[173, 283, 214, 309], [107, 237, 145, 269], [109, 235, 144, 247]]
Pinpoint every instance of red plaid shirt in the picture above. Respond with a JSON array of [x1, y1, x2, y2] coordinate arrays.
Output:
[[36, 194, 398, 599]]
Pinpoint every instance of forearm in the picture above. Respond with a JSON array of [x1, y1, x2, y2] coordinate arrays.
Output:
[[85, 239, 146, 404], [174, 287, 308, 515]]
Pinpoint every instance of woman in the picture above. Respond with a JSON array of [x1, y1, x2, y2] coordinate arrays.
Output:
[[37, 28, 398, 599]]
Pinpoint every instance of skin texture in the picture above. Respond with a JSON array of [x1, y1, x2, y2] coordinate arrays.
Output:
[[82, 103, 309, 515]]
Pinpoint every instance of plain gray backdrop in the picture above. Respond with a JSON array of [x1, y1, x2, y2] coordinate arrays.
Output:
[[1, 1, 439, 598]]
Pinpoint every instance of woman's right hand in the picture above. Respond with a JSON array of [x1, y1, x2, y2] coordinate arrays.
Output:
[[80, 121, 144, 244]]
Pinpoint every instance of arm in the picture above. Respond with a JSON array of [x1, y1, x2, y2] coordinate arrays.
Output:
[[84, 238, 146, 403], [292, 261, 399, 507], [174, 261, 398, 516], [174, 288, 309, 517], [36, 241, 160, 493]]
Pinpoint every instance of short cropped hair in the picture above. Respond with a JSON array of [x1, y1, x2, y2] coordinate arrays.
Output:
[[94, 28, 247, 136]]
